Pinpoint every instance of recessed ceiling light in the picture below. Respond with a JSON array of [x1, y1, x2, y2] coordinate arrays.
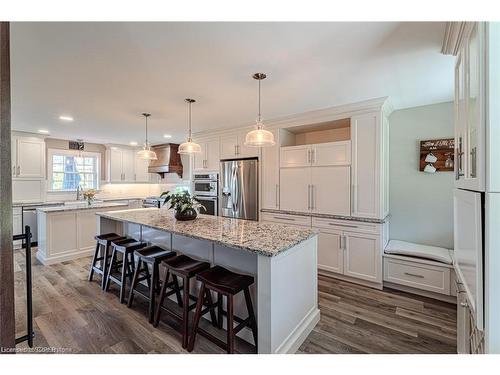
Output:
[[129, 141, 138, 146], [59, 115, 74, 122], [163, 134, 172, 139], [38, 129, 50, 134]]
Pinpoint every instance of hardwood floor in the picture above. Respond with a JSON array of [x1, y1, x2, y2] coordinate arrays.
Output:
[[14, 249, 457, 354]]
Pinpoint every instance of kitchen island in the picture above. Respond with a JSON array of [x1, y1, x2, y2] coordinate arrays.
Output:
[[97, 208, 320, 354], [37, 202, 131, 265]]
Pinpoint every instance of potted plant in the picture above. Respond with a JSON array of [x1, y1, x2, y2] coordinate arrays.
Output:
[[160, 190, 205, 221]]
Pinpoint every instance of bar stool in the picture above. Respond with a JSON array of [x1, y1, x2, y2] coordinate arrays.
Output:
[[187, 266, 257, 354], [153, 254, 218, 349], [88, 233, 127, 289], [127, 245, 178, 323], [104, 238, 147, 303]]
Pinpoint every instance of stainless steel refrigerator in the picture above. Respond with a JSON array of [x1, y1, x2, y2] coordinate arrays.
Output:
[[220, 158, 258, 221]]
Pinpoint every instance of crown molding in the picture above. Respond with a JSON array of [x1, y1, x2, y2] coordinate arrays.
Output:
[[193, 96, 390, 139], [441, 22, 474, 56]]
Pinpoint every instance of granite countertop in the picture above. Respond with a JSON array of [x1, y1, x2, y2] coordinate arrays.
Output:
[[37, 202, 129, 213], [13, 197, 144, 208], [97, 208, 317, 257], [261, 208, 390, 224]]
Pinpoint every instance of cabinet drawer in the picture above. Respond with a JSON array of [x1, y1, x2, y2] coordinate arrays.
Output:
[[312, 217, 380, 235], [383, 258, 451, 295], [260, 212, 311, 227]]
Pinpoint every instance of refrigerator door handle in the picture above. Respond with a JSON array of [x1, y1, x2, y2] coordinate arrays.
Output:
[[231, 165, 238, 213]]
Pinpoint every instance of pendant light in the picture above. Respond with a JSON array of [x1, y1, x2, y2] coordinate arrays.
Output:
[[178, 98, 201, 154], [137, 113, 158, 160], [244, 73, 276, 147]]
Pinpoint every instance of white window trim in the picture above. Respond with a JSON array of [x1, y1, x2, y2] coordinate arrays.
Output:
[[47, 148, 101, 192]]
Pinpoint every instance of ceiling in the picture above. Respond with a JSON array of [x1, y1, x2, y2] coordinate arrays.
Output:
[[10, 22, 454, 145]]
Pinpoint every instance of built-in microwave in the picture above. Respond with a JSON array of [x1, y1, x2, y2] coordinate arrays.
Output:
[[193, 172, 218, 197]]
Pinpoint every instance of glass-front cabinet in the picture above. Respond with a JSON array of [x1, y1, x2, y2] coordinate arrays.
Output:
[[455, 22, 485, 191]]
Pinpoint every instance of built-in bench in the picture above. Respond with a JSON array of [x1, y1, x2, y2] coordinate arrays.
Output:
[[383, 240, 456, 303]]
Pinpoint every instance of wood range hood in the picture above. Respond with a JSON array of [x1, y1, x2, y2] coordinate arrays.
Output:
[[148, 143, 183, 177]]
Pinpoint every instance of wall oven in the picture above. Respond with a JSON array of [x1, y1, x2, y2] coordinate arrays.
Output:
[[193, 172, 218, 216], [195, 195, 218, 216], [193, 172, 218, 197]]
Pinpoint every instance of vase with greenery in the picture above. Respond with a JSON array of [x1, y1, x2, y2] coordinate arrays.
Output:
[[160, 190, 205, 221]]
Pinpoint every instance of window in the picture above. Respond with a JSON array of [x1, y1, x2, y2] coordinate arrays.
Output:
[[48, 149, 100, 191]]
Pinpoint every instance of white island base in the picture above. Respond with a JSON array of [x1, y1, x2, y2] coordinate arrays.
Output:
[[99, 216, 320, 354]]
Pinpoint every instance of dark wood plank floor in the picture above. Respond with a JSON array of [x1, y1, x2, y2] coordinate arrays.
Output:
[[14, 249, 456, 354]]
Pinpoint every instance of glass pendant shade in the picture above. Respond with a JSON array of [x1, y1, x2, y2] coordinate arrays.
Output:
[[137, 144, 158, 160], [245, 122, 276, 147], [137, 113, 157, 160], [244, 72, 275, 147], [178, 138, 202, 154], [178, 98, 201, 155]]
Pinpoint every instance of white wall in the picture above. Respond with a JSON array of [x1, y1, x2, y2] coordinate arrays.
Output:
[[389, 102, 454, 249]]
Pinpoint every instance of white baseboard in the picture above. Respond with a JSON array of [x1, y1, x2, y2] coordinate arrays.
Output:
[[274, 306, 321, 354], [36, 247, 94, 265]]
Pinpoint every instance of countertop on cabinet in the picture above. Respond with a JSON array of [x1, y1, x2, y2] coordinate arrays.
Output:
[[261, 208, 390, 224], [98, 208, 317, 257], [36, 202, 129, 213]]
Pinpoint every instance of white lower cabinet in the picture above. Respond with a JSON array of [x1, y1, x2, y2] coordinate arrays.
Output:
[[263, 213, 384, 287], [343, 231, 381, 283], [317, 229, 343, 274]]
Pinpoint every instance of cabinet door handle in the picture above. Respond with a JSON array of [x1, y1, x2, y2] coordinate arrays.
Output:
[[275, 184, 279, 208], [307, 149, 311, 164], [17, 166, 20, 176], [329, 223, 358, 228], [312, 149, 316, 164], [307, 184, 311, 210], [311, 184, 314, 211], [340, 235, 346, 250], [470, 147, 477, 178], [404, 272, 424, 279], [273, 216, 295, 221]]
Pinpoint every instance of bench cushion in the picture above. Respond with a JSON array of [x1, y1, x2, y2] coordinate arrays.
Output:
[[384, 240, 453, 265]]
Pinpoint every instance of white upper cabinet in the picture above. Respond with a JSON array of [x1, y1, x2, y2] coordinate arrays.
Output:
[[351, 113, 381, 219], [312, 141, 351, 167], [261, 128, 280, 210], [12, 136, 45, 179], [220, 132, 259, 160], [280, 145, 311, 168], [311, 166, 350, 215], [107, 147, 143, 183], [281, 141, 351, 168], [220, 134, 239, 159], [122, 149, 135, 182], [193, 138, 220, 170], [455, 22, 486, 191], [134, 154, 151, 182], [108, 148, 124, 182]]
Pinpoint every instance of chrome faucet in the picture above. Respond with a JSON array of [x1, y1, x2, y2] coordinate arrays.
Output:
[[76, 185, 82, 201]]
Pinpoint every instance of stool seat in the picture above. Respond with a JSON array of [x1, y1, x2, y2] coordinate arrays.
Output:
[[135, 246, 176, 263], [95, 233, 127, 245], [196, 266, 254, 295], [162, 254, 210, 278], [112, 239, 146, 253]]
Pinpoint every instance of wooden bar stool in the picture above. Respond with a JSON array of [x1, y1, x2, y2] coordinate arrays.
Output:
[[88, 233, 127, 290], [104, 238, 147, 303], [153, 254, 218, 349], [127, 245, 178, 323], [187, 266, 257, 354]]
